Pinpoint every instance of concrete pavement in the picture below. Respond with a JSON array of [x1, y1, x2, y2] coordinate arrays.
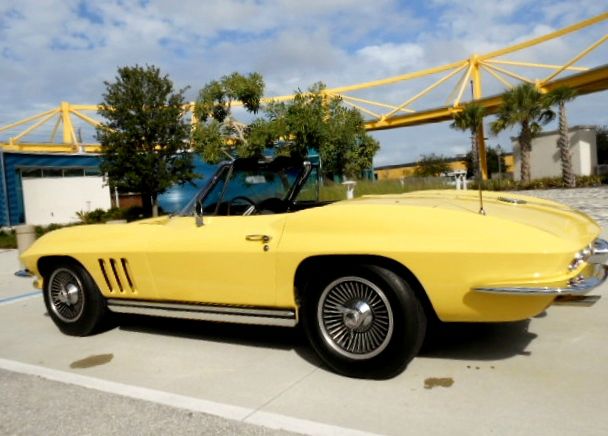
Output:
[[1, 188, 607, 435]]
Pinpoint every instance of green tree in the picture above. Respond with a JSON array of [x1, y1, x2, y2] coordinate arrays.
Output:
[[414, 153, 450, 177], [490, 83, 554, 184], [192, 72, 264, 163], [464, 146, 506, 178], [544, 86, 577, 188], [450, 102, 486, 178], [97, 65, 195, 217], [248, 83, 379, 179]]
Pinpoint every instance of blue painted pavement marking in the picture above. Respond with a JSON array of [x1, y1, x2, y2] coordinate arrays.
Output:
[[0, 291, 41, 305]]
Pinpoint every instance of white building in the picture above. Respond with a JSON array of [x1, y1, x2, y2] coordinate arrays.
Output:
[[512, 125, 598, 181], [0, 151, 111, 227]]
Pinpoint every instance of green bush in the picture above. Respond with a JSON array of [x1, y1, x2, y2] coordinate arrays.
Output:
[[0, 229, 16, 249], [471, 175, 606, 191], [76, 206, 151, 224]]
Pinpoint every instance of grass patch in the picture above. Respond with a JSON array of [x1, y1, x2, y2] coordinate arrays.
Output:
[[319, 177, 450, 201]]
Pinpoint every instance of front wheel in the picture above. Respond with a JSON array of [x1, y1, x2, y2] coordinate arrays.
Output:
[[43, 261, 108, 336], [302, 264, 426, 378]]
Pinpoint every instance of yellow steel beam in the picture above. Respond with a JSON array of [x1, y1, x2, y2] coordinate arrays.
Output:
[[50, 115, 62, 143], [0, 143, 101, 153], [485, 59, 589, 72], [480, 64, 514, 89], [365, 64, 608, 130], [543, 63, 608, 94], [4, 63, 608, 147], [339, 99, 383, 119], [70, 109, 101, 127], [541, 34, 608, 83], [60, 101, 77, 145], [71, 105, 100, 111], [479, 61, 534, 83], [327, 60, 468, 94], [479, 12, 608, 60], [9, 111, 58, 144], [452, 61, 475, 107], [384, 64, 467, 119], [337, 94, 415, 113], [0, 108, 58, 132], [470, 58, 488, 180]]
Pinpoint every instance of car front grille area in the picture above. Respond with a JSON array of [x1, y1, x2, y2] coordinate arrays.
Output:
[[98, 258, 136, 294]]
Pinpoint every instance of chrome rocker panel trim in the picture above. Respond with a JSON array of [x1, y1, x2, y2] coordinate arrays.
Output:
[[107, 299, 297, 327], [474, 264, 608, 296]]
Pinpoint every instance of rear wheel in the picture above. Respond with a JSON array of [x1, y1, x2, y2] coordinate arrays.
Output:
[[43, 261, 108, 336], [302, 264, 426, 378]]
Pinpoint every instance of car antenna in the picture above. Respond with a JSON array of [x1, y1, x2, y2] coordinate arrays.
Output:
[[470, 80, 486, 216], [476, 148, 486, 215]]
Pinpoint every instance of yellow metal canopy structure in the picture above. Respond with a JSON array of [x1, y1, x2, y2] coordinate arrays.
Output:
[[1, 12, 607, 177]]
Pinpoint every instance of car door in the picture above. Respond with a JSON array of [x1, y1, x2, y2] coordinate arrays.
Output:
[[145, 213, 287, 307]]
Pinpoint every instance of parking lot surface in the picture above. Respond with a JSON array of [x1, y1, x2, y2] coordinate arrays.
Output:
[[1, 187, 607, 435]]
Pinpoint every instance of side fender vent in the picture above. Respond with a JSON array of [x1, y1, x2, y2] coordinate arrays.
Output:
[[98, 258, 137, 294]]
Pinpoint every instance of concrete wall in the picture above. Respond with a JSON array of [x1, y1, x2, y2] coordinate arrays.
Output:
[[22, 176, 111, 225], [512, 126, 597, 181]]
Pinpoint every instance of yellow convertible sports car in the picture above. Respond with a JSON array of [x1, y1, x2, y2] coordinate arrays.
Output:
[[21, 156, 608, 378]]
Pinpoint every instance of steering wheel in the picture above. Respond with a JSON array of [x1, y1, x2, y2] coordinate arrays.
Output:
[[228, 196, 258, 215]]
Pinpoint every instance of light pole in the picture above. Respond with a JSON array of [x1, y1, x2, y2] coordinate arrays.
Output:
[[496, 144, 503, 180]]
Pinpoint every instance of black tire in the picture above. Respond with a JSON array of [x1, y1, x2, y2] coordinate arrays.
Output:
[[302, 264, 426, 379], [43, 261, 108, 336]]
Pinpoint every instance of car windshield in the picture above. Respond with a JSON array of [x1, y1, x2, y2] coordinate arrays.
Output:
[[179, 157, 314, 216]]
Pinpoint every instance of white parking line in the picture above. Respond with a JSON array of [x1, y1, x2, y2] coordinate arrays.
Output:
[[0, 291, 41, 306], [0, 358, 376, 436]]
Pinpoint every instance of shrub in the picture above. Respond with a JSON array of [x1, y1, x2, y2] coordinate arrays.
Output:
[[0, 229, 16, 249], [76, 206, 152, 224], [471, 175, 606, 191]]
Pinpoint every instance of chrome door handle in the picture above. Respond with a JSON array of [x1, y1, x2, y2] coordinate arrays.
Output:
[[245, 234, 271, 243]]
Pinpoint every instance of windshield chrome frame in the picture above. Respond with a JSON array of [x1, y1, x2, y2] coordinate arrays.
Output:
[[178, 157, 318, 217]]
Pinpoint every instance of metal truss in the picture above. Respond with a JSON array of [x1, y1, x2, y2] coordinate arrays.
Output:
[[1, 13, 607, 177]]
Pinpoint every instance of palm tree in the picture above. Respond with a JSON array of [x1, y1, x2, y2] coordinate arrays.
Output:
[[450, 102, 486, 178], [544, 86, 577, 188], [491, 83, 554, 184]]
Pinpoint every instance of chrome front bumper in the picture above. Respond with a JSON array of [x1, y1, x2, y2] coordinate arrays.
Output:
[[474, 238, 608, 296]]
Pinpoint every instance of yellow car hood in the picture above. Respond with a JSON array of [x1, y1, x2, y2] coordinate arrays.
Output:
[[350, 190, 600, 244]]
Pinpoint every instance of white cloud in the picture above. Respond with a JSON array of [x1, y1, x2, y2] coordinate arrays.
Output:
[[357, 43, 424, 75]]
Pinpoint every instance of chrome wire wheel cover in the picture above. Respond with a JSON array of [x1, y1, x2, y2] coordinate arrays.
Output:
[[318, 276, 394, 360], [48, 268, 85, 323]]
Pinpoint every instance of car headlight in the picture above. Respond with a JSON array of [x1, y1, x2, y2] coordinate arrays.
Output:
[[569, 245, 593, 271]]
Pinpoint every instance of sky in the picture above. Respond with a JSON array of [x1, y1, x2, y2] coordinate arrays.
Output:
[[0, 0, 606, 166]]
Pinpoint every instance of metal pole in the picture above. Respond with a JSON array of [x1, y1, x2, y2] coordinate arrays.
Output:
[[0, 148, 10, 226], [496, 145, 503, 180], [470, 81, 485, 215]]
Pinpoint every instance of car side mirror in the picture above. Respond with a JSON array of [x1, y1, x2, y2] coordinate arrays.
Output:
[[195, 200, 204, 227]]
